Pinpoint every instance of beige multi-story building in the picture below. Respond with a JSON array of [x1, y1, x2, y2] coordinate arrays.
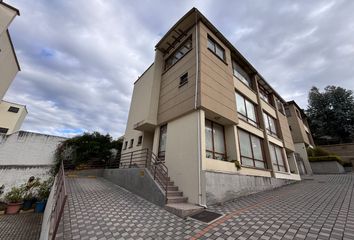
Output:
[[122, 8, 302, 206], [285, 101, 314, 175], [0, 1, 20, 100], [0, 100, 27, 134], [0, 1, 26, 135]]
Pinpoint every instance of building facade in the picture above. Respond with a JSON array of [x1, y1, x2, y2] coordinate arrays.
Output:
[[122, 8, 302, 206], [285, 101, 314, 175], [0, 1, 27, 135], [0, 1, 20, 100], [0, 100, 27, 134]]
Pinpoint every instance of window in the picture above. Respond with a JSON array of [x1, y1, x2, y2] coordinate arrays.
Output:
[[259, 86, 270, 104], [179, 72, 188, 87], [238, 129, 266, 169], [207, 36, 225, 61], [295, 109, 302, 119], [8, 106, 19, 113], [137, 136, 143, 146], [285, 107, 291, 117], [158, 125, 167, 160], [205, 119, 226, 160], [232, 60, 251, 87], [129, 139, 134, 148], [276, 99, 285, 115], [235, 92, 258, 127], [165, 36, 192, 70], [263, 112, 278, 137], [0, 127, 9, 134], [123, 141, 128, 150], [269, 143, 287, 172]]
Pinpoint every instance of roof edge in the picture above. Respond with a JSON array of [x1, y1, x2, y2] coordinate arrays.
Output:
[[6, 29, 20, 71], [0, 1, 20, 16]]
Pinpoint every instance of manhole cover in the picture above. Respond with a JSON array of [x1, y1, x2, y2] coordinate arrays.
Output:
[[190, 210, 223, 224]]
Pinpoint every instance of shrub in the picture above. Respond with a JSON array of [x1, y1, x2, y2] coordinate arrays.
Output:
[[4, 186, 23, 203], [308, 156, 344, 165], [36, 178, 54, 201], [307, 146, 333, 157]]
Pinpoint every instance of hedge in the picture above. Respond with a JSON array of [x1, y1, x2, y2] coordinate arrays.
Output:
[[308, 156, 344, 165]]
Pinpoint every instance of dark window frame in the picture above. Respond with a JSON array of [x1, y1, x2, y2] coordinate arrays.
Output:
[[285, 107, 291, 117], [238, 129, 267, 169], [263, 112, 278, 137], [236, 92, 259, 127], [295, 108, 302, 119], [8, 106, 19, 113], [164, 36, 192, 71], [232, 60, 252, 88], [179, 72, 188, 87], [207, 35, 226, 62], [158, 124, 167, 161], [0, 127, 9, 134], [269, 143, 287, 172], [205, 119, 227, 161], [259, 85, 271, 104], [137, 136, 143, 146], [129, 139, 134, 148]]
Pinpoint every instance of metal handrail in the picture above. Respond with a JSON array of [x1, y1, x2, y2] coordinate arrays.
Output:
[[50, 161, 68, 240], [110, 148, 169, 202]]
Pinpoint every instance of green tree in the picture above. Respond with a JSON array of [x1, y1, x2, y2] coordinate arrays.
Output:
[[52, 132, 122, 175], [306, 86, 354, 144]]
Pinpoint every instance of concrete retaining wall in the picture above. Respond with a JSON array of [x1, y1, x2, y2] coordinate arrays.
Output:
[[205, 171, 295, 205], [310, 161, 345, 174], [103, 168, 165, 207], [320, 143, 354, 163]]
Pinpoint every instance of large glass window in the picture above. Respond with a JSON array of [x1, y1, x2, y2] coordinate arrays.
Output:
[[259, 85, 270, 104], [269, 143, 286, 172], [165, 36, 192, 70], [207, 36, 225, 61], [263, 112, 278, 137], [158, 125, 167, 160], [232, 60, 251, 87], [205, 119, 226, 160], [235, 92, 258, 127], [238, 129, 266, 169]]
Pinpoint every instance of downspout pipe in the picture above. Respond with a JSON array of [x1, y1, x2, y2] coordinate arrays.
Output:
[[194, 11, 207, 208]]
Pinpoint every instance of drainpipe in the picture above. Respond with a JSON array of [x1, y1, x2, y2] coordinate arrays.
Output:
[[194, 12, 206, 208]]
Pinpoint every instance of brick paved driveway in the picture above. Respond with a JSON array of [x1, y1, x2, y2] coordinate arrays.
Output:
[[0, 212, 42, 240], [57, 174, 354, 240]]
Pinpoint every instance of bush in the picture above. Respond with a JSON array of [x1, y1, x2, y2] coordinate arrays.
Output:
[[4, 186, 23, 203], [308, 156, 344, 165], [36, 178, 54, 201], [307, 146, 333, 157]]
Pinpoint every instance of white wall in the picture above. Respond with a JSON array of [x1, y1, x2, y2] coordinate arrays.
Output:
[[0, 131, 65, 166]]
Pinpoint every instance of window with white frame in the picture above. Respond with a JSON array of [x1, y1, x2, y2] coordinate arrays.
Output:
[[236, 92, 258, 127], [205, 119, 226, 160], [269, 143, 287, 172]]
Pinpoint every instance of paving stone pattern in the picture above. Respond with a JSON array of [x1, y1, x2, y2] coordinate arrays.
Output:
[[0, 212, 42, 240], [57, 174, 354, 240]]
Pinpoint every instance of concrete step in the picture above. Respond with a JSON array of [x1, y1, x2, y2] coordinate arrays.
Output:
[[167, 185, 178, 191], [167, 196, 188, 204], [167, 190, 183, 197], [165, 203, 204, 218], [168, 181, 174, 186]]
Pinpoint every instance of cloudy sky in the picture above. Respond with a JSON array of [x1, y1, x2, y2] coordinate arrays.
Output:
[[5, 0, 354, 138]]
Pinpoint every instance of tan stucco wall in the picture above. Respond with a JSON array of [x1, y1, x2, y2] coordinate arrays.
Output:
[[0, 101, 27, 134], [0, 3, 17, 36], [278, 112, 295, 151], [157, 26, 196, 124], [199, 22, 238, 124], [287, 104, 309, 144], [0, 31, 19, 100], [164, 111, 200, 204]]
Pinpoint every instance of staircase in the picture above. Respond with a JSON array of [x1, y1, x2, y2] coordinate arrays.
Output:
[[112, 149, 204, 218]]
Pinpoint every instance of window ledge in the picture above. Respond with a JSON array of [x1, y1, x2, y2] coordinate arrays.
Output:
[[238, 117, 262, 131], [241, 166, 272, 172]]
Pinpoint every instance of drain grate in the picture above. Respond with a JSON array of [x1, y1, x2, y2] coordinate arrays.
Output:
[[190, 210, 223, 224]]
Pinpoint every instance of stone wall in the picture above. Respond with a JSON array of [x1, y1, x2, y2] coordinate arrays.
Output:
[[310, 161, 345, 174], [205, 171, 295, 205], [0, 131, 66, 196], [320, 143, 354, 163]]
